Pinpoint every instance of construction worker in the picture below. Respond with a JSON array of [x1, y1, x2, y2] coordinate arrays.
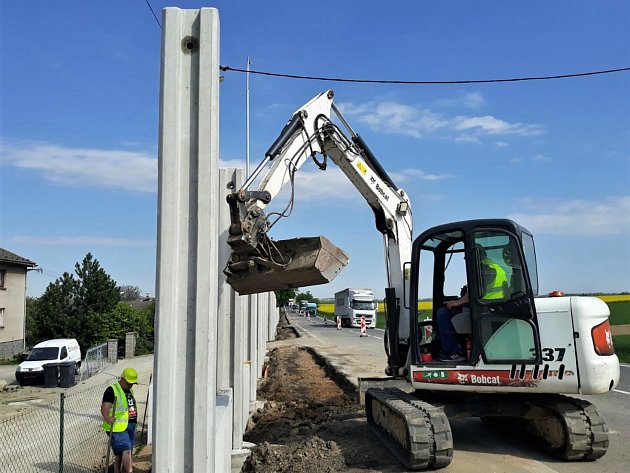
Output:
[[437, 246, 507, 362], [101, 367, 138, 473]]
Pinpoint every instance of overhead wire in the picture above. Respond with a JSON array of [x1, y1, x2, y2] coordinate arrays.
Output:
[[143, 0, 161, 28], [219, 65, 630, 85], [143, 3, 628, 85]]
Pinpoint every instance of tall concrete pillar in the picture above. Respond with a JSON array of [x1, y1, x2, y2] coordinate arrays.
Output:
[[248, 293, 258, 403], [154, 7, 220, 472], [268, 293, 277, 341], [216, 168, 249, 449]]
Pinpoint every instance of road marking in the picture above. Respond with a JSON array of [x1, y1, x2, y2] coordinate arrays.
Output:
[[292, 322, 328, 344], [613, 388, 630, 395]]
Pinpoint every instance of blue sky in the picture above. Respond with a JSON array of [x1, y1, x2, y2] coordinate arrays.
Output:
[[1, 1, 629, 300]]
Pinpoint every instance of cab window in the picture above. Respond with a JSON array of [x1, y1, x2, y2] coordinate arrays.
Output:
[[473, 231, 529, 302], [60, 347, 68, 359], [473, 230, 538, 362]]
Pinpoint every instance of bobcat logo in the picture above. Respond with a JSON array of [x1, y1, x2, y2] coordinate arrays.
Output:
[[457, 373, 469, 384]]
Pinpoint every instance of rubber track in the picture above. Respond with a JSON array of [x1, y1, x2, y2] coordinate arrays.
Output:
[[365, 388, 453, 470], [533, 394, 609, 460]]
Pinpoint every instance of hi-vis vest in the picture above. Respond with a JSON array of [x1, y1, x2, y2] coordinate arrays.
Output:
[[102, 382, 135, 432], [481, 258, 508, 300]]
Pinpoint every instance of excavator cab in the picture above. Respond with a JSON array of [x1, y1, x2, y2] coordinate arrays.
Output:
[[410, 219, 542, 366]]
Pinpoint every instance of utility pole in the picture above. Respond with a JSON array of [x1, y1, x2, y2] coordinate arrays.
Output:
[[246, 56, 251, 179]]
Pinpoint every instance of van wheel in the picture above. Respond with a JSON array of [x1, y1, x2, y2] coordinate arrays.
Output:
[[75, 363, 81, 375]]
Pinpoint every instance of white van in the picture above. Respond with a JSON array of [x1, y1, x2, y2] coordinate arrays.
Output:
[[15, 338, 82, 385]]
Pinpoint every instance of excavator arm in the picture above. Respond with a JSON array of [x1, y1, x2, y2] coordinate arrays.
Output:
[[224, 89, 413, 373]]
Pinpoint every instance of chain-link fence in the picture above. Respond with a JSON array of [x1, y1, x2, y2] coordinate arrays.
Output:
[[80, 343, 110, 382], [0, 376, 148, 473]]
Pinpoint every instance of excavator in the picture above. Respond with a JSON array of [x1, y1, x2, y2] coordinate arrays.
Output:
[[224, 90, 620, 469]]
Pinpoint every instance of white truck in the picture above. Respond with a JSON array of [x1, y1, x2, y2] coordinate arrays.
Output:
[[334, 288, 377, 328]]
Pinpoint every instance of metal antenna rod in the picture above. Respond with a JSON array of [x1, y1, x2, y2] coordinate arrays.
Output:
[[246, 57, 251, 179]]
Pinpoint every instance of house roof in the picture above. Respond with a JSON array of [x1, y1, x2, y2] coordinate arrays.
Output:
[[0, 247, 37, 267]]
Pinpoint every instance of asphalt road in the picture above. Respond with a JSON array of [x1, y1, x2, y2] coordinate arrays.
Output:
[[282, 312, 629, 473]]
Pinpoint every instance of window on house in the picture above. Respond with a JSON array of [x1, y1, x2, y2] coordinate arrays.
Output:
[[0, 270, 6, 289], [0, 308, 5, 328]]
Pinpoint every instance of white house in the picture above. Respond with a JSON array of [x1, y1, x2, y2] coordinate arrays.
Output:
[[0, 248, 36, 359]]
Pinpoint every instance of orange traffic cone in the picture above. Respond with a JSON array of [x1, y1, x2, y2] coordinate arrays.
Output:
[[360, 316, 367, 337]]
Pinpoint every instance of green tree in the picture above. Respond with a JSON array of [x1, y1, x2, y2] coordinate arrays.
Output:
[[296, 291, 319, 304], [274, 287, 299, 307], [25, 296, 42, 347], [119, 285, 142, 301], [94, 301, 154, 355], [30, 253, 120, 349]]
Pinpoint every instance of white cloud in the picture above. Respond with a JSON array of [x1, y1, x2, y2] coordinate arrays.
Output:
[[508, 196, 630, 236], [11, 235, 155, 247], [270, 164, 446, 211], [389, 168, 451, 182], [453, 115, 544, 136], [1, 141, 157, 193], [462, 92, 486, 110], [338, 100, 544, 141], [434, 92, 486, 110], [494, 141, 509, 147], [533, 154, 552, 163], [219, 158, 246, 169], [0, 141, 251, 193], [455, 134, 482, 144], [339, 101, 449, 138]]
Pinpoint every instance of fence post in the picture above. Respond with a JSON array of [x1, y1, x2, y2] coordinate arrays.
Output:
[[59, 392, 65, 473]]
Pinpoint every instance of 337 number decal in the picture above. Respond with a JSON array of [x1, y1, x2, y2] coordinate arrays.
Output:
[[530, 347, 566, 361]]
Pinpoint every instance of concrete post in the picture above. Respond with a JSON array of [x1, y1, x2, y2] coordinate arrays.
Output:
[[248, 293, 258, 404], [216, 168, 250, 450], [154, 7, 220, 472], [217, 168, 241, 390], [241, 294, 251, 431], [268, 293, 277, 341], [125, 332, 137, 358], [107, 339, 118, 364]]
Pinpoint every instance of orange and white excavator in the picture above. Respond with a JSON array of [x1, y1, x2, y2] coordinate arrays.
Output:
[[224, 90, 620, 469]]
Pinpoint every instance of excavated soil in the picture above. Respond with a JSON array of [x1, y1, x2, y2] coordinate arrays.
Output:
[[241, 344, 405, 473]]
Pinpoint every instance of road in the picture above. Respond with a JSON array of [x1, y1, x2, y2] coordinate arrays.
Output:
[[282, 312, 630, 473]]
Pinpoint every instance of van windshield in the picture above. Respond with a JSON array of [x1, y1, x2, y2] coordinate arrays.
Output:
[[27, 347, 59, 361]]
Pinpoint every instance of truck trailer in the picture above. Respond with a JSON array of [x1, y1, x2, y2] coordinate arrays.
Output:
[[334, 288, 377, 328]]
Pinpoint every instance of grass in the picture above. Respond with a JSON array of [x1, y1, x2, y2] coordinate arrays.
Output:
[[0, 358, 19, 366], [607, 301, 630, 325], [613, 335, 630, 363]]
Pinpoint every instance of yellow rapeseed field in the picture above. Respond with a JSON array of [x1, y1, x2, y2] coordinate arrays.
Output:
[[597, 294, 630, 302], [318, 301, 433, 314], [318, 296, 628, 313]]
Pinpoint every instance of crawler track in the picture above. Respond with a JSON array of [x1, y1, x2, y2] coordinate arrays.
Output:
[[527, 394, 609, 461], [365, 387, 453, 470]]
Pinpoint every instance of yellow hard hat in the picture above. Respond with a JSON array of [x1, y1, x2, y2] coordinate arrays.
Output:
[[121, 367, 138, 384]]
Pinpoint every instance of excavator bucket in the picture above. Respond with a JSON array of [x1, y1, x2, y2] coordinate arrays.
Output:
[[225, 236, 349, 295]]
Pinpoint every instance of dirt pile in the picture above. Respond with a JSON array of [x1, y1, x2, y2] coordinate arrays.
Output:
[[241, 346, 403, 473]]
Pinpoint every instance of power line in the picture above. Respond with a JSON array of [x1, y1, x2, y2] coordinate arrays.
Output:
[[219, 65, 630, 85], [144, 0, 161, 28]]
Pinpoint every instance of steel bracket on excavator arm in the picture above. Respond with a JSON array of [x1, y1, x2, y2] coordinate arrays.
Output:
[[224, 235, 349, 295]]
